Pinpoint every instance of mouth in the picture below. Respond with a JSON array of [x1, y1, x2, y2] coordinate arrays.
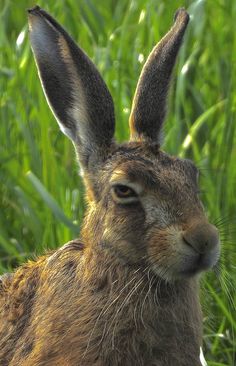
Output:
[[147, 225, 220, 281], [178, 248, 220, 277]]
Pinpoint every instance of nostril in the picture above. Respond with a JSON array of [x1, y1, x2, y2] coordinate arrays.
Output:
[[182, 234, 202, 254], [182, 233, 205, 254], [182, 222, 219, 255], [182, 235, 192, 248], [199, 241, 209, 254]]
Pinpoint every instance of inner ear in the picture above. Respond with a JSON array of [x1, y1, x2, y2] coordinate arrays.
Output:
[[129, 8, 189, 144], [28, 6, 115, 172]]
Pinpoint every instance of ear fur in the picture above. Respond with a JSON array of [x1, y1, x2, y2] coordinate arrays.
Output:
[[28, 6, 115, 170], [129, 8, 189, 143]]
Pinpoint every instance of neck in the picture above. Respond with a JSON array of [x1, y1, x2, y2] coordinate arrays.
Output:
[[77, 247, 203, 365]]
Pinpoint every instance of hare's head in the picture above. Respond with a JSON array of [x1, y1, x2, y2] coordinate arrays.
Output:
[[28, 7, 220, 281]]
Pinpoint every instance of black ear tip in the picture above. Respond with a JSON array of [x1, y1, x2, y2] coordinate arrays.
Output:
[[27, 5, 41, 15], [174, 8, 190, 24]]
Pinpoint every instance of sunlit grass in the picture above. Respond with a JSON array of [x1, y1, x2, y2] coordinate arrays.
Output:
[[0, 0, 235, 364]]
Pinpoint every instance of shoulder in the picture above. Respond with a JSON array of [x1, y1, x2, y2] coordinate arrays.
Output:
[[0, 239, 84, 320]]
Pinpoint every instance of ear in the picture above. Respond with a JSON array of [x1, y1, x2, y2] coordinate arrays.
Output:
[[28, 6, 115, 171], [129, 8, 189, 143]]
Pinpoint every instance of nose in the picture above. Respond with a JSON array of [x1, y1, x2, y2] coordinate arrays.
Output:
[[183, 222, 219, 254]]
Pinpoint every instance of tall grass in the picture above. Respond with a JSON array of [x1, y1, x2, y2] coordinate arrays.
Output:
[[0, 0, 235, 364]]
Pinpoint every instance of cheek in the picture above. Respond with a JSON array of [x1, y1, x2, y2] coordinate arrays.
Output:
[[101, 203, 146, 261], [146, 226, 183, 270], [104, 203, 145, 240], [147, 230, 175, 265], [141, 196, 173, 228]]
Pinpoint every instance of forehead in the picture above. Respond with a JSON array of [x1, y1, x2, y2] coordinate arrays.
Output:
[[105, 143, 198, 186]]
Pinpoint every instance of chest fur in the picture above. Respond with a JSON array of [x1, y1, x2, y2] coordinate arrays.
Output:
[[0, 259, 202, 366]]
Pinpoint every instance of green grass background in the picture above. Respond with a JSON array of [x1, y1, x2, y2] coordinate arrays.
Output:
[[0, 0, 235, 364]]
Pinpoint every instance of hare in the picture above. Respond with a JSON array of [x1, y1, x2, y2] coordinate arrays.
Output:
[[0, 6, 220, 366]]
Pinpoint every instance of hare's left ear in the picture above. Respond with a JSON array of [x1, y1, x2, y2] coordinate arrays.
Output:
[[129, 9, 189, 144], [28, 6, 115, 171]]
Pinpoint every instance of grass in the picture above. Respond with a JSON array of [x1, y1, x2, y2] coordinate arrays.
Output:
[[0, 0, 235, 364]]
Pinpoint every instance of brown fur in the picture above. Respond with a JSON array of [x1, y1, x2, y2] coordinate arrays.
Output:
[[0, 239, 202, 365], [0, 7, 220, 366]]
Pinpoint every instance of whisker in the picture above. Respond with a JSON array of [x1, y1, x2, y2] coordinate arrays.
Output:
[[82, 267, 141, 358], [110, 275, 145, 349]]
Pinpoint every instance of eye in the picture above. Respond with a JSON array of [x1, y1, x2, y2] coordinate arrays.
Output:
[[111, 184, 138, 203], [113, 185, 137, 198]]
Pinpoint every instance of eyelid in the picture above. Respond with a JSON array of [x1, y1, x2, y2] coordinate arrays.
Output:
[[111, 186, 139, 205], [110, 180, 143, 196], [110, 171, 143, 195]]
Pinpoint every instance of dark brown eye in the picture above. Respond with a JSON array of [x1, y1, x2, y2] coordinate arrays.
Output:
[[113, 185, 137, 198], [112, 184, 138, 203]]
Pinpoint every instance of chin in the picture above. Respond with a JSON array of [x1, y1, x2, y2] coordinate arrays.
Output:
[[175, 249, 221, 279], [151, 248, 220, 282]]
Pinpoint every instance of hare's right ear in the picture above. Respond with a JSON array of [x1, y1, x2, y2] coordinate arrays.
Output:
[[28, 6, 115, 171]]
